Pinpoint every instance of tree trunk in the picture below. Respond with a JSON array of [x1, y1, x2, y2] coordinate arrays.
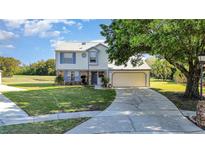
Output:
[[184, 68, 200, 99]]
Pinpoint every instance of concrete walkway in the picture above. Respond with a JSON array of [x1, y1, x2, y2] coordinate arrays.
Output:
[[67, 88, 203, 134], [0, 111, 101, 126], [0, 84, 28, 124], [0, 85, 25, 92], [0, 93, 29, 122]]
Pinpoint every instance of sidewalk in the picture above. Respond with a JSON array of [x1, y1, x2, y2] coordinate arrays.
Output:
[[0, 84, 25, 92], [0, 93, 29, 120]]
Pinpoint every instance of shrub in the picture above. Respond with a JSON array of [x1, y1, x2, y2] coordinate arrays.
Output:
[[101, 76, 109, 87], [173, 70, 187, 83], [81, 75, 87, 85], [55, 74, 64, 85]]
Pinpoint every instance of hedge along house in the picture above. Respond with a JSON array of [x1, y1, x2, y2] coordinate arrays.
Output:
[[55, 41, 151, 87]]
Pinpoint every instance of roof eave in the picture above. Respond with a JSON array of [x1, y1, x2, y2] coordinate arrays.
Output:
[[85, 43, 108, 51], [109, 68, 151, 71]]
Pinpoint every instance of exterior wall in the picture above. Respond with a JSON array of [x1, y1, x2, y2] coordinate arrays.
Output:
[[55, 44, 108, 71], [88, 44, 108, 71], [55, 43, 151, 87], [56, 51, 88, 70], [109, 70, 150, 87]]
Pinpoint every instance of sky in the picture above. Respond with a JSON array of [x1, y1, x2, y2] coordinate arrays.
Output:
[[0, 19, 111, 64]]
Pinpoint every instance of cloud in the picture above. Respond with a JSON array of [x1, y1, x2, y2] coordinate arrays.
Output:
[[0, 30, 18, 40], [3, 19, 27, 29], [2, 19, 83, 39], [0, 44, 15, 49], [64, 20, 76, 26], [39, 31, 61, 38], [81, 19, 94, 22], [50, 37, 65, 48], [76, 22, 83, 30], [62, 26, 70, 34], [24, 20, 56, 37], [23, 20, 83, 38], [90, 39, 105, 43]]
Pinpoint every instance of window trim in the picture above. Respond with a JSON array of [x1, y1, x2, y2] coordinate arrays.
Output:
[[89, 50, 98, 65], [60, 52, 76, 64]]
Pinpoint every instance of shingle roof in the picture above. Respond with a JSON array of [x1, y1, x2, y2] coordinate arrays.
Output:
[[108, 60, 151, 70], [55, 41, 107, 51]]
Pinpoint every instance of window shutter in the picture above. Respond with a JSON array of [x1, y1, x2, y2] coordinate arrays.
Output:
[[60, 53, 64, 64], [73, 53, 76, 64]]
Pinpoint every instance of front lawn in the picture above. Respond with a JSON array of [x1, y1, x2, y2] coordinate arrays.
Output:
[[150, 78, 199, 111], [3, 84, 116, 116], [0, 118, 88, 134], [2, 75, 55, 85]]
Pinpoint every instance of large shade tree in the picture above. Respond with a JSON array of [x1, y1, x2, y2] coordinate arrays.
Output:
[[101, 19, 205, 99]]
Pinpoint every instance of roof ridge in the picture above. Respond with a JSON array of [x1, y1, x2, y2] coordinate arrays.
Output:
[[60, 41, 103, 43]]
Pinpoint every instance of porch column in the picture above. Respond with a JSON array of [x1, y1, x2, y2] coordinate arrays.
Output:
[[88, 71, 91, 85]]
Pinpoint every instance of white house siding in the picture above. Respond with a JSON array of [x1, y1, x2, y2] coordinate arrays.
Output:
[[56, 51, 88, 70], [88, 44, 108, 71], [56, 44, 109, 71]]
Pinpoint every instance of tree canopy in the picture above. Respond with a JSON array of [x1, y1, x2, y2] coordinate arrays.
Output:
[[19, 59, 56, 76], [0, 56, 21, 77], [101, 19, 205, 98]]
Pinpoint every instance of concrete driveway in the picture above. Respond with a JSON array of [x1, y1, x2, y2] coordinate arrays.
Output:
[[67, 88, 203, 134]]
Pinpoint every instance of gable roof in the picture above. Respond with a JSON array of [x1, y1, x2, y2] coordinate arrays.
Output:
[[55, 41, 107, 51], [108, 60, 151, 70]]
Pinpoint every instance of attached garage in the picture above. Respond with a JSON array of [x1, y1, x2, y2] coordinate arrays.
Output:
[[108, 60, 151, 88], [112, 72, 147, 87]]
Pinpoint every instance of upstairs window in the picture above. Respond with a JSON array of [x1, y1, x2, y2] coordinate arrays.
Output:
[[60, 52, 76, 64], [89, 51, 97, 64]]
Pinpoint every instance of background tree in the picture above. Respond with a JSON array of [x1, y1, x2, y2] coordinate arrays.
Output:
[[101, 19, 205, 99], [19, 59, 56, 76], [173, 69, 187, 83], [146, 57, 176, 80], [45, 59, 56, 75], [151, 58, 174, 80], [0, 56, 21, 77]]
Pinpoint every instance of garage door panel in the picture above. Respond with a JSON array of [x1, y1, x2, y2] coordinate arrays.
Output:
[[113, 72, 146, 87]]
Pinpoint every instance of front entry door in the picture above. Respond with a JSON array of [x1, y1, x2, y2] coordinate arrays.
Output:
[[91, 72, 97, 85]]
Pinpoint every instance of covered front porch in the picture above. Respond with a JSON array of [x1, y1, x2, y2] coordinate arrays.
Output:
[[57, 70, 108, 85]]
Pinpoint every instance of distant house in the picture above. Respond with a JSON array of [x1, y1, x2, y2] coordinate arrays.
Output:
[[55, 42, 151, 87]]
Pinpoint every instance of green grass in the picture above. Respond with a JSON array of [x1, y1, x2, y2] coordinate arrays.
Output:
[[150, 78, 199, 111], [3, 84, 115, 116], [0, 118, 88, 134], [2, 75, 55, 85]]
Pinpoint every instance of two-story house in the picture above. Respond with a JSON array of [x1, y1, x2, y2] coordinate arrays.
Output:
[[55, 41, 151, 87]]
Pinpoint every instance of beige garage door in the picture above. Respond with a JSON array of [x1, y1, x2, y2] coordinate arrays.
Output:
[[112, 72, 146, 87]]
